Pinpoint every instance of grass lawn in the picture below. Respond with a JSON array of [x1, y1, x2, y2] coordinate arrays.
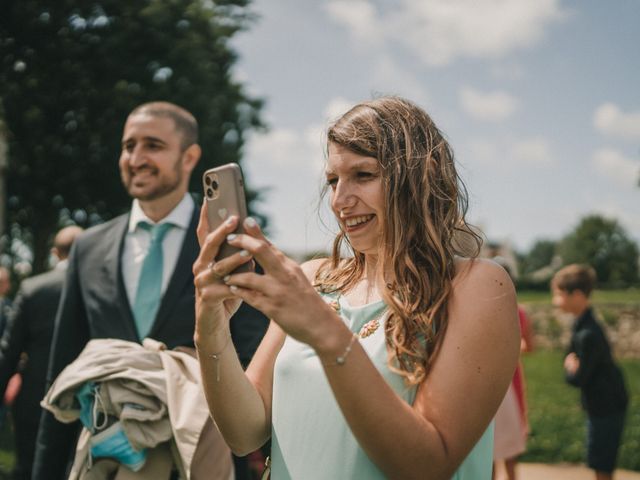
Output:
[[521, 350, 639, 471], [517, 287, 640, 305]]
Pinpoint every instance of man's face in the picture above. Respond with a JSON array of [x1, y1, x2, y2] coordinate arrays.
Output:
[[119, 113, 186, 202]]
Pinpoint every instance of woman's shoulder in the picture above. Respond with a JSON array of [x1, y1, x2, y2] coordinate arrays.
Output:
[[448, 258, 517, 328], [452, 257, 514, 293], [300, 257, 330, 282]]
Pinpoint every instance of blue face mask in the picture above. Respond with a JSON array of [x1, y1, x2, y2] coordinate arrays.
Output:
[[76, 382, 98, 432], [90, 421, 147, 472]]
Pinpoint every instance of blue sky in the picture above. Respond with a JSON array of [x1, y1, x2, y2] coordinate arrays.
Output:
[[230, 0, 640, 257]]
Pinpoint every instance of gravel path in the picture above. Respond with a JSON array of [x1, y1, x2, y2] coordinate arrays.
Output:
[[518, 463, 640, 479]]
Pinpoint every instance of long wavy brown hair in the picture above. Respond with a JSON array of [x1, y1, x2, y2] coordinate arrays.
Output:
[[315, 96, 482, 385]]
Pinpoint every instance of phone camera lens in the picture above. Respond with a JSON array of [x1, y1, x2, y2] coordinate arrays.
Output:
[[211, 180, 219, 190], [205, 176, 211, 186], [206, 188, 214, 198]]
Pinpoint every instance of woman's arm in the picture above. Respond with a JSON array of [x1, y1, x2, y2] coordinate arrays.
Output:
[[226, 227, 520, 479], [314, 259, 520, 479], [194, 206, 280, 455]]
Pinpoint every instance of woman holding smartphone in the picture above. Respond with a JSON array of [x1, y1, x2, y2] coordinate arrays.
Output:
[[194, 97, 520, 479]]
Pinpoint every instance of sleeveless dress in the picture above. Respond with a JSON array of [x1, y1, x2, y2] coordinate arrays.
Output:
[[270, 292, 494, 479]]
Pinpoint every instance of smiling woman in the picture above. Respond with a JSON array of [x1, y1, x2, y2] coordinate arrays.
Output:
[[193, 96, 520, 479]]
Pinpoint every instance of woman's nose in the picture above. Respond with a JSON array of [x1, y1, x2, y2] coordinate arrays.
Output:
[[331, 180, 356, 211]]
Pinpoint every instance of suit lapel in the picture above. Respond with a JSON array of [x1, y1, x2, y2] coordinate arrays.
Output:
[[150, 206, 199, 336], [102, 214, 138, 336]]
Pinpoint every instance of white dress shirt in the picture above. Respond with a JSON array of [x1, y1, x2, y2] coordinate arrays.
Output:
[[121, 194, 195, 309]]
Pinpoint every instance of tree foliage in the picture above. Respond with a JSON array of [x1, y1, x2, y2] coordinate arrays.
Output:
[[558, 214, 639, 288], [0, 0, 264, 273], [519, 239, 557, 275]]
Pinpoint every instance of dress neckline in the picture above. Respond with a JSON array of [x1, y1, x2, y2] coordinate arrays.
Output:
[[339, 294, 386, 311]]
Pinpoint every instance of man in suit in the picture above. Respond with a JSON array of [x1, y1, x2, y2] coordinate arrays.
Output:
[[32, 102, 206, 479], [33, 102, 269, 479], [0, 225, 83, 480]]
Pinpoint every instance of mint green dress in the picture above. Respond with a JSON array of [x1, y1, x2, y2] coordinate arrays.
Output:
[[270, 293, 494, 479]]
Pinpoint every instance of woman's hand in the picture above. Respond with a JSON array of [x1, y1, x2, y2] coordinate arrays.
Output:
[[221, 217, 339, 348], [193, 202, 254, 344]]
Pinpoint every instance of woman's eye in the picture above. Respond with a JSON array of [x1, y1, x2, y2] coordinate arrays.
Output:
[[326, 177, 338, 188], [357, 171, 375, 179]]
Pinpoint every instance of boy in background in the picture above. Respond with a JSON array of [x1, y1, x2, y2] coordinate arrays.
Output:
[[551, 264, 628, 480]]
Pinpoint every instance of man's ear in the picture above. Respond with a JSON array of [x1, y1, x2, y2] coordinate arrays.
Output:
[[182, 144, 202, 173]]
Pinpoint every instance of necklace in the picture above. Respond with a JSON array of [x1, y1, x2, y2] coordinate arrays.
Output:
[[328, 297, 384, 339]]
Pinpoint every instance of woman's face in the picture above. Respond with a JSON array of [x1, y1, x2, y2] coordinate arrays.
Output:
[[326, 143, 384, 256]]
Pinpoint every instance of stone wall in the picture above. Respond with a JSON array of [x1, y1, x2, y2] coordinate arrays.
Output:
[[522, 303, 640, 358]]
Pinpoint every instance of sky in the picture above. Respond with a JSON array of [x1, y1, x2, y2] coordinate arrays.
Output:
[[229, 0, 640, 258]]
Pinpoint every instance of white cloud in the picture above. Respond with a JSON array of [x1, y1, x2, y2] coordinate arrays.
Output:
[[395, 0, 566, 66], [328, 0, 566, 67], [325, 0, 382, 44], [511, 138, 553, 165], [593, 103, 640, 141], [592, 148, 639, 188], [459, 87, 518, 121], [463, 136, 553, 166], [248, 129, 300, 167], [323, 97, 355, 123], [370, 55, 430, 106]]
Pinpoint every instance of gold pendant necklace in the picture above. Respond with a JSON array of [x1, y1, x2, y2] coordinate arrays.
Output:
[[328, 298, 383, 338]]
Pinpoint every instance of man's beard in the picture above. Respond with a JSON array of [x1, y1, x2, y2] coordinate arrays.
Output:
[[124, 158, 183, 201]]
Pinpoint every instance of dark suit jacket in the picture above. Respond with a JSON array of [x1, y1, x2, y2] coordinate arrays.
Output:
[[32, 208, 201, 479], [565, 307, 628, 417], [0, 268, 64, 479]]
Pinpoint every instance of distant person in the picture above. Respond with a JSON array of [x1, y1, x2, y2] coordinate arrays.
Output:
[[490, 260, 535, 480], [0, 225, 83, 480], [551, 264, 628, 480], [493, 306, 534, 480], [0, 266, 13, 428], [0, 266, 12, 336], [32, 101, 267, 479], [193, 96, 520, 479]]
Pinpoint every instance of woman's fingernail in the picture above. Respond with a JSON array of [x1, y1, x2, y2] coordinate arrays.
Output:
[[239, 250, 250, 257], [227, 234, 237, 242], [229, 285, 238, 293], [223, 275, 231, 283], [245, 217, 257, 228], [225, 216, 236, 226]]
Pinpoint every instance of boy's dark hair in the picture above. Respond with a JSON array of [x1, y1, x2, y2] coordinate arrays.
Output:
[[551, 264, 597, 296]]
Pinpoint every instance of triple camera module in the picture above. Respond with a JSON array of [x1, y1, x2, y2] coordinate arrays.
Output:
[[204, 174, 219, 199]]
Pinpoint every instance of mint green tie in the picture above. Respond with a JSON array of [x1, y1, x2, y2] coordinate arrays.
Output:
[[133, 222, 173, 339]]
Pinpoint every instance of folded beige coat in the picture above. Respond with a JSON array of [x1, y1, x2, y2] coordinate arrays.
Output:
[[41, 338, 232, 480]]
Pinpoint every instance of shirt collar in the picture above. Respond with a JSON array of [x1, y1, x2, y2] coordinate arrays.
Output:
[[128, 194, 195, 233], [55, 259, 69, 271]]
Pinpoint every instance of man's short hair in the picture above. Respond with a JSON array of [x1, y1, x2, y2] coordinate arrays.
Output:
[[129, 101, 198, 151], [551, 264, 597, 297]]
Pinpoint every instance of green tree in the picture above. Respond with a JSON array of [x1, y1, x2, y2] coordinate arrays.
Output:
[[558, 214, 639, 288], [0, 0, 264, 273], [519, 239, 557, 275]]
